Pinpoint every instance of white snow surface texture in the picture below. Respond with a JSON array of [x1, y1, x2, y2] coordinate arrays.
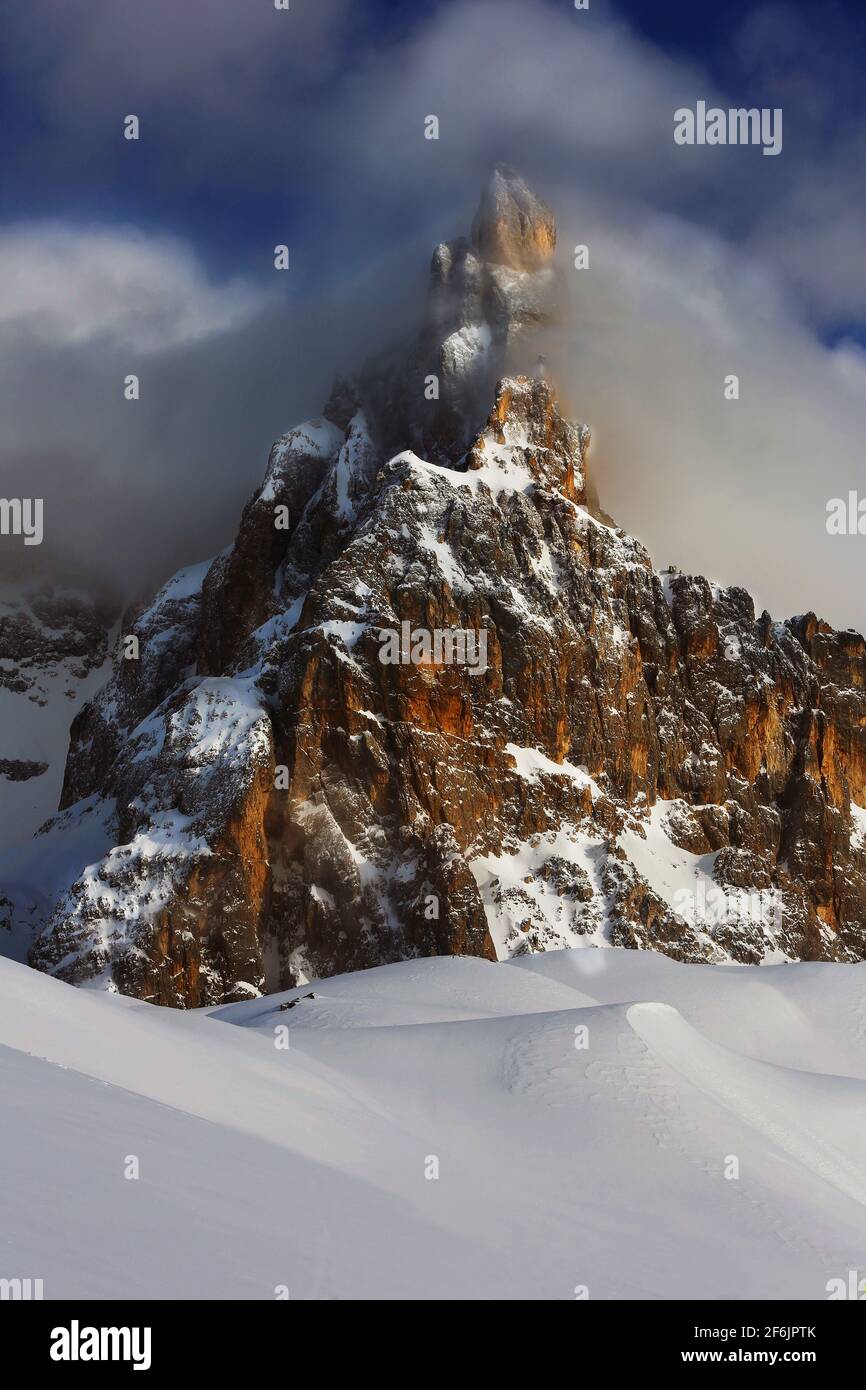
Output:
[[1, 946, 865, 1300]]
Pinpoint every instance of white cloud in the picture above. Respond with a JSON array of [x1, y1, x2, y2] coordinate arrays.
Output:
[[545, 202, 866, 631], [2, 0, 865, 638], [0, 224, 266, 352]]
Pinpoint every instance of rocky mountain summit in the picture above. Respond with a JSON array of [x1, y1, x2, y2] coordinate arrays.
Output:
[[23, 171, 866, 1005], [337, 163, 565, 467]]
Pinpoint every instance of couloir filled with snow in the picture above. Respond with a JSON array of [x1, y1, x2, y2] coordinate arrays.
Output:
[[1, 946, 865, 1300]]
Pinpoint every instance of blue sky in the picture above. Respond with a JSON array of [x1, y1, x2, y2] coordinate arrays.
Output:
[[2, 0, 862, 298], [1, 0, 865, 628]]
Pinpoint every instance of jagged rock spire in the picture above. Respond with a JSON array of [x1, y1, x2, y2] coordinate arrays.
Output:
[[322, 166, 565, 465], [411, 167, 564, 460], [471, 164, 556, 271]]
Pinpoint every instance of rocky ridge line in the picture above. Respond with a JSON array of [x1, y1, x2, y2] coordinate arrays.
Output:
[[22, 171, 866, 1004]]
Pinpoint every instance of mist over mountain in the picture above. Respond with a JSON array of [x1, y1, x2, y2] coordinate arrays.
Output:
[[2, 0, 865, 632], [4, 170, 863, 1004]]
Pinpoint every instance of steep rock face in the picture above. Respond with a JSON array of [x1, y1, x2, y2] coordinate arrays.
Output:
[[26, 173, 866, 1003], [471, 164, 557, 271], [59, 563, 207, 811], [31, 561, 272, 1004], [31, 663, 275, 1003]]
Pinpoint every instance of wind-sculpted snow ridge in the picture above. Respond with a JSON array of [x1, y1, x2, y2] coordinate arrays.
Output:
[[21, 169, 866, 1004], [2, 947, 866, 1298]]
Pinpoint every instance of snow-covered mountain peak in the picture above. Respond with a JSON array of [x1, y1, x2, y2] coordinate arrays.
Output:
[[8, 173, 866, 1003]]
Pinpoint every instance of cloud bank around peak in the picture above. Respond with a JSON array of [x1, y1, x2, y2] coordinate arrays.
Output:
[[1, 0, 864, 632], [0, 225, 267, 353], [544, 202, 866, 632]]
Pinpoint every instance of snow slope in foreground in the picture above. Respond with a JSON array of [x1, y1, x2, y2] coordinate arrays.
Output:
[[1, 948, 865, 1300]]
